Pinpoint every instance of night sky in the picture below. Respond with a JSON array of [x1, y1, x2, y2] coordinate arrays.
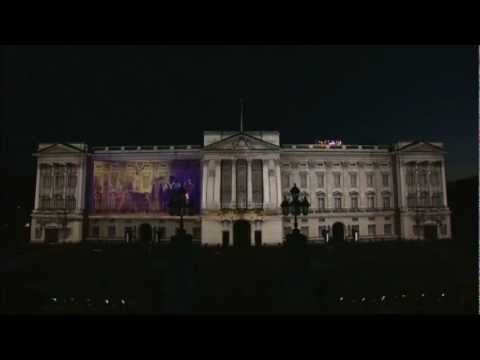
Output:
[[2, 45, 477, 181]]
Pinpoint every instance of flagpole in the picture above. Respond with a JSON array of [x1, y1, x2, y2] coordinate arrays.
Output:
[[240, 97, 244, 133]]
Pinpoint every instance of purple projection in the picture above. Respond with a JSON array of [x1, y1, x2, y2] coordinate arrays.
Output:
[[91, 159, 200, 214]]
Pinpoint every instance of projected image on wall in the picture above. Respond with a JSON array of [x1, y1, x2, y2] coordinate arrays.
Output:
[[91, 160, 200, 214]]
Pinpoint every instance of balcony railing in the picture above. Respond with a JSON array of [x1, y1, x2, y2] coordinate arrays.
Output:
[[220, 203, 264, 211]]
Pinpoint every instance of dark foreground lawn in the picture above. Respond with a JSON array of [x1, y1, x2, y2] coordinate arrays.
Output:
[[0, 240, 476, 314]]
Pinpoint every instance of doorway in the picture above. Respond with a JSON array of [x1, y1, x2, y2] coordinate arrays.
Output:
[[233, 220, 251, 247], [424, 224, 438, 241], [139, 223, 153, 243], [332, 222, 345, 243], [45, 228, 59, 243]]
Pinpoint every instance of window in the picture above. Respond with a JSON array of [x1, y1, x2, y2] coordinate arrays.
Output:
[[350, 173, 357, 188], [282, 172, 290, 189], [252, 160, 264, 204], [236, 159, 248, 209], [430, 171, 440, 186], [40, 196, 51, 209], [158, 227, 166, 239], [419, 171, 427, 186], [334, 173, 341, 188], [351, 225, 360, 234], [367, 195, 375, 209], [382, 174, 389, 187], [193, 227, 201, 239], [432, 193, 442, 207], [67, 174, 77, 188], [350, 196, 359, 209], [318, 196, 325, 210], [413, 225, 421, 236], [66, 196, 76, 210], [300, 172, 308, 188], [54, 195, 64, 209], [318, 226, 328, 239], [368, 225, 376, 236], [383, 196, 390, 209], [41, 166, 53, 191], [54, 167, 65, 190], [334, 197, 342, 209], [419, 192, 429, 207], [384, 224, 392, 235], [441, 224, 447, 235], [91, 225, 100, 237], [406, 170, 415, 186], [316, 172, 324, 188], [300, 226, 309, 237], [221, 160, 233, 207], [367, 173, 374, 187], [407, 194, 417, 208], [108, 226, 116, 238]]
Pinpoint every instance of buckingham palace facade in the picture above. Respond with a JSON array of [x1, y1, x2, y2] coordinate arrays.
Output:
[[30, 130, 452, 245]]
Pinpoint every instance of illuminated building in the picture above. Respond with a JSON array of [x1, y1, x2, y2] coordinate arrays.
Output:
[[30, 131, 452, 244]]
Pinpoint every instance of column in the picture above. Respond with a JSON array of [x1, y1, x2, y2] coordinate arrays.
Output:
[[231, 159, 236, 208], [62, 165, 67, 210], [440, 162, 447, 207], [247, 159, 253, 208], [276, 160, 282, 207], [262, 160, 270, 209], [214, 160, 221, 209], [79, 158, 87, 211], [34, 164, 41, 210], [201, 160, 208, 210]]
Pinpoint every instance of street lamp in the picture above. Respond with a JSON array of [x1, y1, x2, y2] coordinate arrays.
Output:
[[168, 185, 194, 234], [281, 183, 310, 231]]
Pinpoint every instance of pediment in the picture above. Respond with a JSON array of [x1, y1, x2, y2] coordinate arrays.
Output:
[[203, 133, 279, 151], [37, 143, 87, 154], [398, 141, 444, 153]]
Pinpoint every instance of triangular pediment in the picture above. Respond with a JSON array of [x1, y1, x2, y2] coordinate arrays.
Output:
[[204, 133, 279, 151], [37, 143, 87, 154], [398, 141, 444, 153]]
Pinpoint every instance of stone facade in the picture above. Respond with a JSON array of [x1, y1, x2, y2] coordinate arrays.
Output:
[[30, 131, 452, 244]]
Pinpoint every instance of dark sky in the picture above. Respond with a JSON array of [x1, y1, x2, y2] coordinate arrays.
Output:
[[2, 45, 477, 181]]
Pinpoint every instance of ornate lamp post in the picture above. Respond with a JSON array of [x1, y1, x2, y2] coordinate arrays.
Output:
[[169, 185, 188, 233], [281, 184, 310, 231], [281, 184, 310, 246]]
